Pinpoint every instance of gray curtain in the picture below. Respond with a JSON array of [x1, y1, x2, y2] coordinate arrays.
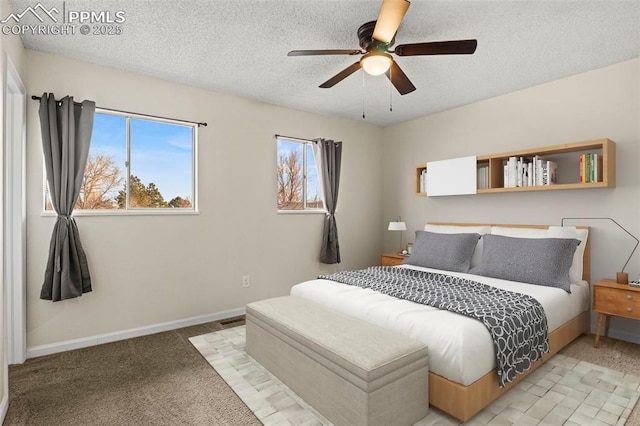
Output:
[[39, 93, 96, 302], [315, 139, 342, 264]]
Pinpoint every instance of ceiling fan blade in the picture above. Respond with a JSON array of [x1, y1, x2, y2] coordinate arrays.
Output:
[[288, 49, 362, 56], [373, 0, 411, 44], [394, 39, 478, 56], [385, 61, 416, 95], [319, 62, 362, 88]]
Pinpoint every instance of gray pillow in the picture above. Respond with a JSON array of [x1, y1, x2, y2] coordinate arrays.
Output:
[[469, 234, 579, 292], [404, 231, 480, 273]]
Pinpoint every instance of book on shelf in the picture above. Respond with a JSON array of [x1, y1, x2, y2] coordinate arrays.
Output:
[[546, 161, 558, 185], [502, 156, 558, 188], [534, 155, 543, 185], [579, 153, 602, 183], [477, 164, 489, 189], [419, 168, 427, 193], [595, 154, 602, 182]]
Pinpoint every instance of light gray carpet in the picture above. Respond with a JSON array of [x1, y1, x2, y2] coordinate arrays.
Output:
[[190, 326, 640, 426]]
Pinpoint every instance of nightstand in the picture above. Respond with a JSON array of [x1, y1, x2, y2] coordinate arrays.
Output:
[[380, 253, 408, 267], [593, 279, 640, 348]]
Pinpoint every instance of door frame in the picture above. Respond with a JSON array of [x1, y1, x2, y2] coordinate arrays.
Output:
[[4, 55, 27, 365]]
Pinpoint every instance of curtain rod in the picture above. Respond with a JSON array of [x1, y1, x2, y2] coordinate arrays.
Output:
[[31, 95, 207, 127], [274, 134, 315, 143]]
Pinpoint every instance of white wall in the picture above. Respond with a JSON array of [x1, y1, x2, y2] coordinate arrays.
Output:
[[25, 50, 383, 349], [1, 0, 26, 420], [382, 58, 640, 341]]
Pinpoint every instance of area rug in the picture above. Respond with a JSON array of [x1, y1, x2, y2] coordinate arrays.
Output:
[[189, 326, 640, 425]]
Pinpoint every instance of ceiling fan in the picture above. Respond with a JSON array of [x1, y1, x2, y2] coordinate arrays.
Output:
[[288, 0, 477, 95]]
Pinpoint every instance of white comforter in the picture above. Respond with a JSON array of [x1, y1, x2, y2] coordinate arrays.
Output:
[[290, 264, 589, 386]]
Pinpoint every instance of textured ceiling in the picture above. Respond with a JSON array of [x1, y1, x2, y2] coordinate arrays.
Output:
[[8, 0, 640, 127]]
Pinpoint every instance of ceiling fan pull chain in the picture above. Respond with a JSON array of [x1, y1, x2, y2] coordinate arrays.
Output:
[[362, 71, 366, 119], [389, 67, 393, 112]]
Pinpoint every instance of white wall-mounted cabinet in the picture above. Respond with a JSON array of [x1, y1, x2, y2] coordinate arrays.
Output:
[[425, 156, 477, 197]]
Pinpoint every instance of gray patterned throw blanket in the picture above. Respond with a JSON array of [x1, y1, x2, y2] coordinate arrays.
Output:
[[319, 266, 549, 387]]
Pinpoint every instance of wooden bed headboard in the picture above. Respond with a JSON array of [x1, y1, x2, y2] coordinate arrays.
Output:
[[427, 222, 591, 283]]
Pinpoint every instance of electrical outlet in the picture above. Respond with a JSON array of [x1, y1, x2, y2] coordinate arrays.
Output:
[[242, 275, 250, 288]]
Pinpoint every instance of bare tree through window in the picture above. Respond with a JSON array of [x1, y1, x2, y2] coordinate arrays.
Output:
[[45, 111, 196, 212], [276, 138, 323, 211]]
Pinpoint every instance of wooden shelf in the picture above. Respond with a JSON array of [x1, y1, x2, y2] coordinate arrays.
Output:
[[415, 138, 615, 196]]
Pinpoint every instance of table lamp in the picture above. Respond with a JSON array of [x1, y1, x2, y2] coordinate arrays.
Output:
[[561, 217, 638, 284], [388, 217, 407, 254]]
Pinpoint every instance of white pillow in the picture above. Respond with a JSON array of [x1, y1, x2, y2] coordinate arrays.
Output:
[[424, 224, 492, 268], [491, 226, 589, 284]]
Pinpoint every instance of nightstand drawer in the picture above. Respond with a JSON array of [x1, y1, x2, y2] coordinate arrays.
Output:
[[380, 254, 406, 267], [594, 286, 640, 319]]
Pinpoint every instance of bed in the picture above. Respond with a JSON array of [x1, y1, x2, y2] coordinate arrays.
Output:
[[290, 223, 591, 421]]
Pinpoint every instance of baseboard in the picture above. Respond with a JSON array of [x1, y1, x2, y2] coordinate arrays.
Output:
[[26, 307, 246, 359], [589, 321, 640, 344], [1, 393, 8, 425], [601, 328, 640, 344]]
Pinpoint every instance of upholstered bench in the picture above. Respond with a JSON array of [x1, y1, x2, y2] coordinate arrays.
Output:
[[245, 295, 429, 426]]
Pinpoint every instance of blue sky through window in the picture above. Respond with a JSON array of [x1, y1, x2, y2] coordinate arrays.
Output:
[[91, 113, 194, 202], [130, 118, 193, 201], [90, 113, 126, 170]]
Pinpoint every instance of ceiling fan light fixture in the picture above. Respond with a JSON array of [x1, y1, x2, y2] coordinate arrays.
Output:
[[361, 52, 393, 76], [288, 0, 476, 95]]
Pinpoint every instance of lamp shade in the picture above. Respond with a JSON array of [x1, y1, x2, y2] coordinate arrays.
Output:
[[361, 52, 393, 76], [388, 221, 407, 231]]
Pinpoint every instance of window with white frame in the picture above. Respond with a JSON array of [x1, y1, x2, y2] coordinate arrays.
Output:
[[45, 110, 197, 212], [276, 137, 324, 211]]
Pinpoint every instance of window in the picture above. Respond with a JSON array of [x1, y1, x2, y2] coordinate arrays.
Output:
[[276, 137, 324, 211], [45, 110, 197, 213]]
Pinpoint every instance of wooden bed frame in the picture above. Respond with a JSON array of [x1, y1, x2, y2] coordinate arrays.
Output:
[[426, 223, 591, 421]]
